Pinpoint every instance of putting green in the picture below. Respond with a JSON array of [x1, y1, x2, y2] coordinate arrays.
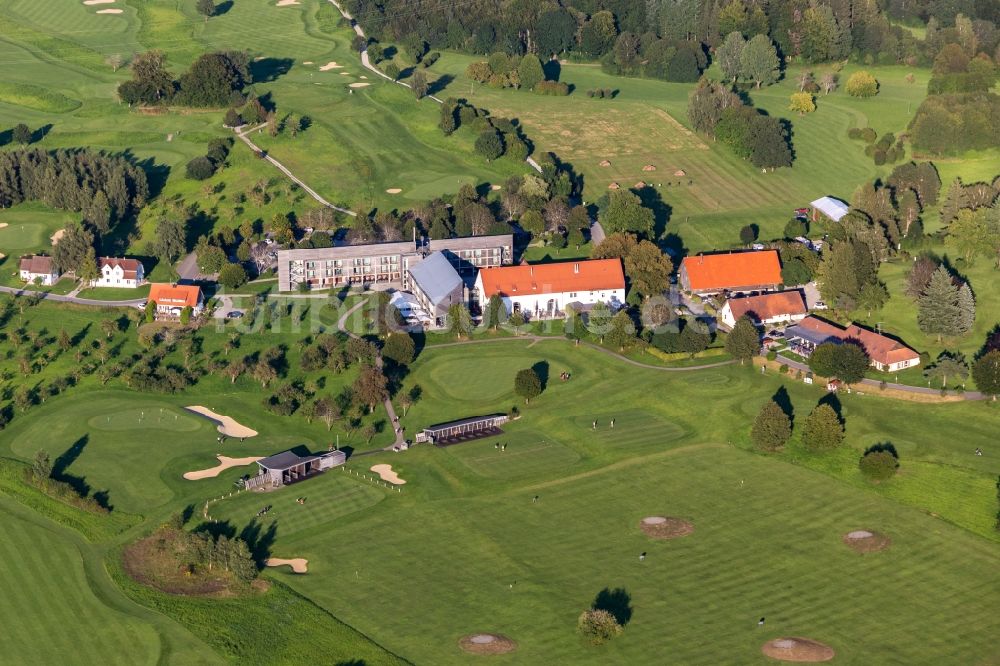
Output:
[[426, 356, 526, 403], [0, 208, 73, 252], [87, 408, 201, 432]]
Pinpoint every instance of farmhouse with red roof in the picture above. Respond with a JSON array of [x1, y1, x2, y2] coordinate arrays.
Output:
[[720, 291, 808, 328], [474, 259, 625, 319], [679, 250, 782, 295]]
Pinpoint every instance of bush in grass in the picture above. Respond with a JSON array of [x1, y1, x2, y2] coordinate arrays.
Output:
[[860, 127, 877, 143], [186, 156, 216, 180], [577, 609, 622, 645], [801, 403, 844, 451], [218, 263, 248, 289], [778, 363, 789, 374], [846, 71, 879, 97], [860, 443, 899, 480], [144, 301, 156, 323], [180, 306, 192, 325], [535, 80, 570, 96], [423, 52, 440, 68], [751, 400, 791, 451], [514, 367, 542, 404]]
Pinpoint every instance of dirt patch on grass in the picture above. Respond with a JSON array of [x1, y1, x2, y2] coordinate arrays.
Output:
[[761, 637, 835, 662], [459, 634, 517, 654], [640, 516, 693, 539], [185, 406, 258, 438], [266, 557, 308, 573], [370, 463, 405, 485], [184, 455, 263, 480], [842, 530, 891, 553]]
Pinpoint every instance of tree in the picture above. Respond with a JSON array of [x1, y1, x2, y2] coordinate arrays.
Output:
[[447, 303, 473, 339], [384, 62, 400, 81], [353, 364, 388, 412], [475, 129, 504, 162], [716, 32, 745, 83], [820, 72, 838, 94], [410, 70, 429, 99], [106, 53, 124, 72], [519, 210, 545, 236], [223, 108, 242, 127], [382, 333, 415, 366], [923, 352, 969, 388], [918, 267, 966, 341], [857, 282, 889, 317], [789, 92, 816, 115], [218, 263, 248, 289], [678, 322, 710, 356], [739, 224, 757, 245], [605, 310, 636, 350], [739, 35, 780, 88], [599, 190, 654, 237], [859, 445, 899, 480], [518, 54, 544, 91], [972, 350, 1000, 399], [485, 294, 506, 330], [832, 342, 870, 385], [783, 217, 807, 239], [508, 310, 526, 335], [228, 538, 258, 584], [948, 208, 992, 262], [186, 156, 216, 180], [32, 450, 51, 480], [514, 367, 542, 404], [79, 247, 100, 284], [153, 218, 186, 263], [801, 404, 843, 451], [751, 400, 791, 451], [577, 609, 622, 645], [726, 315, 759, 364], [846, 71, 879, 98], [12, 123, 32, 146], [196, 0, 215, 20]]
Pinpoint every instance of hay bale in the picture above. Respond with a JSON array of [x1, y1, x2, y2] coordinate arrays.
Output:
[[674, 169, 686, 176], [642, 164, 656, 171], [599, 160, 612, 167], [634, 181, 647, 189]]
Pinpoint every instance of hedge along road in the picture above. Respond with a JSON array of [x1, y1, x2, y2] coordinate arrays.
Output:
[[327, 0, 544, 174]]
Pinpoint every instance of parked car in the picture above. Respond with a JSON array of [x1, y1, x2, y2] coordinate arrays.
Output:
[[227, 310, 245, 319], [814, 301, 828, 310], [134, 300, 147, 310]]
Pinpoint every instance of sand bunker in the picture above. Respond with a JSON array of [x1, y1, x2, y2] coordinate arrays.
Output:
[[490, 184, 501, 190], [370, 464, 406, 485], [842, 530, 891, 553], [183, 455, 263, 480], [303, 61, 314, 65], [185, 406, 258, 438], [276, 0, 300, 5], [266, 558, 308, 573], [83, 0, 116, 4], [0, 223, 8, 229], [50, 229, 66, 245], [385, 188, 402, 194], [642, 164, 657, 171], [761, 637, 835, 662], [640, 516, 694, 539], [459, 634, 517, 655], [599, 160, 611, 167], [608, 182, 620, 190], [97, 8, 123, 12], [360, 75, 368, 79], [349, 82, 370, 88], [319, 61, 343, 71], [674, 169, 687, 176]]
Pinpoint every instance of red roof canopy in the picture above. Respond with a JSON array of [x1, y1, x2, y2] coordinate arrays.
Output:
[[478, 259, 625, 298], [682, 251, 781, 291]]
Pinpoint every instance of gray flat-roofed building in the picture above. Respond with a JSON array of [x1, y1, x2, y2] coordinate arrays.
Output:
[[246, 448, 346, 489], [407, 251, 464, 325], [277, 234, 514, 291]]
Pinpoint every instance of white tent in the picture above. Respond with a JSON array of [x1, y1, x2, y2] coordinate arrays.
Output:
[[810, 196, 850, 222]]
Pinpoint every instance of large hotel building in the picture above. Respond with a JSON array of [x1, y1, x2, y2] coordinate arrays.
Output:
[[276, 234, 514, 292]]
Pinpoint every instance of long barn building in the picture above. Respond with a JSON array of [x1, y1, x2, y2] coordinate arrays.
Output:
[[277, 234, 514, 292]]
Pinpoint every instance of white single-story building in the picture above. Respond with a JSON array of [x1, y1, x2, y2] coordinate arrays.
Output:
[[91, 257, 145, 288], [475, 259, 625, 319], [811, 196, 850, 223], [720, 291, 808, 328], [19, 255, 60, 286]]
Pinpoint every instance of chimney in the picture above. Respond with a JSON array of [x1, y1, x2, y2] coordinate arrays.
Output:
[[573, 262, 580, 274]]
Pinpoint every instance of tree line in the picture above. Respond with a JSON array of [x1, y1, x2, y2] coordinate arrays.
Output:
[[345, 0, 997, 75]]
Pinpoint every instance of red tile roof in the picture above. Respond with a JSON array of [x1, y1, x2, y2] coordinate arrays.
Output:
[[844, 324, 920, 366], [19, 255, 55, 274], [727, 291, 807, 321], [478, 259, 625, 298], [99, 257, 143, 280], [795, 316, 919, 366], [682, 250, 782, 291], [149, 283, 202, 308]]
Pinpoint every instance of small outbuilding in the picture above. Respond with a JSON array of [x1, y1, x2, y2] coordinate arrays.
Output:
[[246, 449, 346, 489], [810, 196, 850, 223], [417, 414, 509, 446]]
